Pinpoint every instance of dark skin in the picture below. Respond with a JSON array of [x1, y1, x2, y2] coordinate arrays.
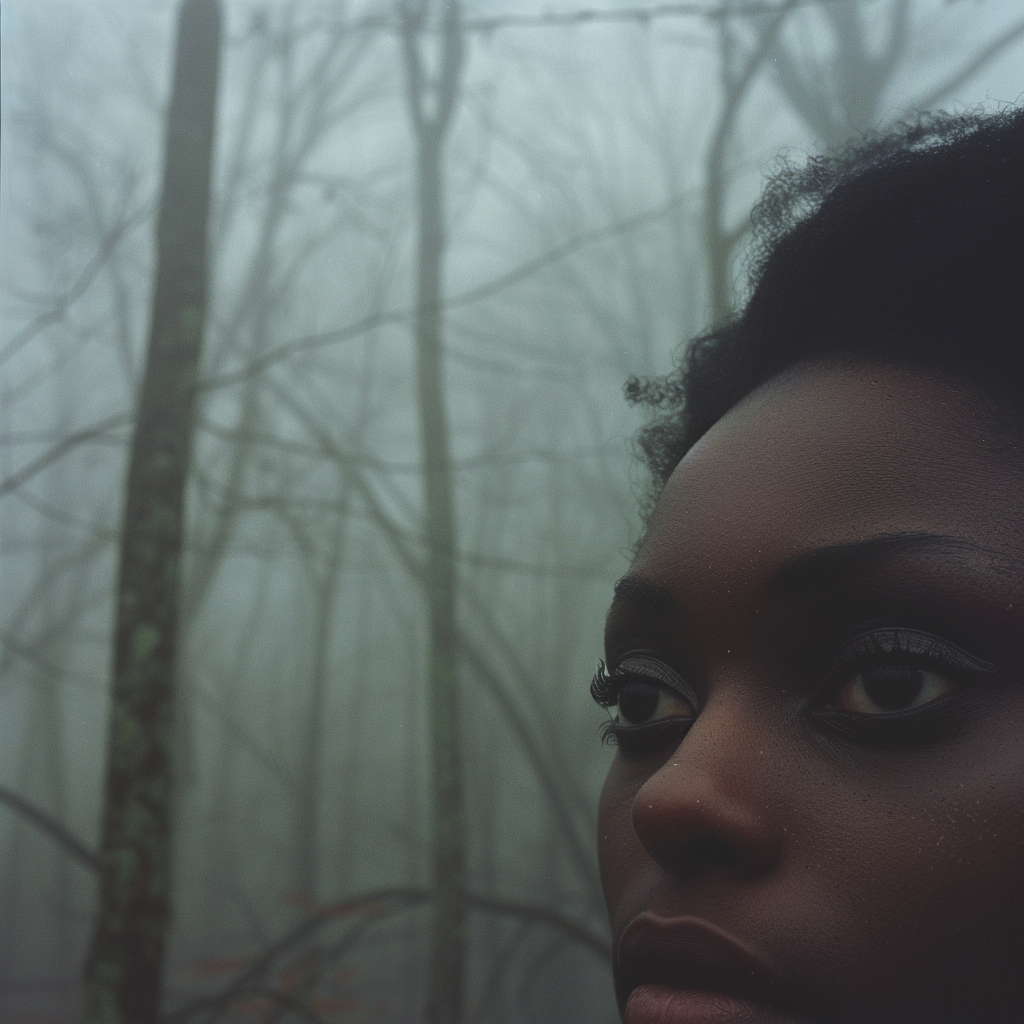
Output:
[[598, 361, 1024, 1024]]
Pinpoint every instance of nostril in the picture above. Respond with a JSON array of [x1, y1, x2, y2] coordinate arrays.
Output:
[[678, 835, 736, 871]]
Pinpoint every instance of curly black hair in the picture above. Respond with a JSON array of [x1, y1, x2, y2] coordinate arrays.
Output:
[[627, 107, 1024, 517]]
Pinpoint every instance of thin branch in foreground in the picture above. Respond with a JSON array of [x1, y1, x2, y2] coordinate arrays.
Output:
[[0, 206, 150, 369], [0, 783, 101, 873], [166, 887, 609, 1024], [202, 191, 696, 392], [0, 412, 132, 502], [230, 0, 847, 40]]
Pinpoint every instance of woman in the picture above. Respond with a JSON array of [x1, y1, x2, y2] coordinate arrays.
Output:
[[594, 109, 1024, 1024]]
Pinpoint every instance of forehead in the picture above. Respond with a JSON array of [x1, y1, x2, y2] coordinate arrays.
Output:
[[634, 362, 1024, 586]]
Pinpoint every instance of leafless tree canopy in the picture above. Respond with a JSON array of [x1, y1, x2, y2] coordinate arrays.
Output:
[[2, 1, 1023, 1021]]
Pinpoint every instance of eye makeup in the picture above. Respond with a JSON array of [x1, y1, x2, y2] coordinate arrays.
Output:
[[807, 625, 1000, 747], [592, 653, 699, 758]]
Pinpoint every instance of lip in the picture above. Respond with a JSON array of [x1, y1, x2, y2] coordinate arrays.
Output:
[[617, 914, 806, 1024], [624, 985, 800, 1024]]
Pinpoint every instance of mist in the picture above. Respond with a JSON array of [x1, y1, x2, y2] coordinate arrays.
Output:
[[1, 0, 1022, 1020]]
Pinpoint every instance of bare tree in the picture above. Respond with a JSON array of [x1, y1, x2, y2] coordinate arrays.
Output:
[[703, 0, 1024, 321], [9, 3, 1024, 1021], [765, 0, 1024, 149], [400, 6, 467, 1019], [84, 3, 222, 1021]]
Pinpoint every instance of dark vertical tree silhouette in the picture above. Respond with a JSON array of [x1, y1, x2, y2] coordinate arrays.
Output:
[[83, 2, 221, 1021], [8, 2, 1024, 1019], [400, 3, 466, 1021]]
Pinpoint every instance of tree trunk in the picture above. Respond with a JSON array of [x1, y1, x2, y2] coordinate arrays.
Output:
[[83, 3, 221, 1022], [400, 6, 466, 1023], [419, 130, 464, 1024], [294, 486, 349, 899]]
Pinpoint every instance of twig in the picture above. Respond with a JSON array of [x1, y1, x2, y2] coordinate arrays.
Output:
[[203, 192, 696, 392], [0, 783, 100, 873], [165, 887, 609, 1023], [0, 207, 149, 368], [0, 412, 132, 502], [232, 0, 848, 40], [165, 889, 420, 1024]]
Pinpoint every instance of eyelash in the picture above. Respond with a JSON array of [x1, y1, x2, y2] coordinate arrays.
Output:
[[819, 626, 993, 692], [592, 628, 997, 752], [811, 627, 997, 743], [591, 662, 633, 748], [591, 662, 619, 746], [590, 659, 618, 708], [591, 657, 697, 754], [597, 716, 620, 747]]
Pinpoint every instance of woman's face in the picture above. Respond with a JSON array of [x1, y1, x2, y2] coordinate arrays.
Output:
[[598, 361, 1024, 1024]]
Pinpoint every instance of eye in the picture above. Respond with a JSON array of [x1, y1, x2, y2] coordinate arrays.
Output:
[[832, 664, 955, 715], [615, 679, 696, 726], [592, 653, 699, 729], [593, 654, 699, 757], [812, 627, 997, 743]]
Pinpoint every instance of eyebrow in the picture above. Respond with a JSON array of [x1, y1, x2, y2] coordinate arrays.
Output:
[[612, 533, 1006, 616], [769, 531, 1004, 597], [612, 574, 678, 614]]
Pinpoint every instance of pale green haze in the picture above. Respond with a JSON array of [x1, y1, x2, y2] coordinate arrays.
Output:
[[1, 0, 1023, 1020]]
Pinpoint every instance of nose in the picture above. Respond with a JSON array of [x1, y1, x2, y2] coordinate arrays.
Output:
[[631, 706, 784, 881]]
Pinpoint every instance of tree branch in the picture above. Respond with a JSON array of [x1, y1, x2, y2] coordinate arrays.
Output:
[[434, 1, 465, 133], [400, 3, 427, 135], [0, 413, 132, 502], [264, 380, 602, 896], [202, 191, 696, 392], [914, 16, 1024, 111], [0, 782, 100, 872], [165, 887, 607, 1023], [0, 208, 150, 371]]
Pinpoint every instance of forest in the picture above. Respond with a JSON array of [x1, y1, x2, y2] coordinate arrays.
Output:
[[1, 0, 1023, 1021]]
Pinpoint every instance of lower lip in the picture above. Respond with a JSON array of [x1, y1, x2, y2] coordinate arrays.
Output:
[[625, 984, 798, 1024]]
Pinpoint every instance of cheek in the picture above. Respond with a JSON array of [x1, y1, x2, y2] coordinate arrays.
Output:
[[597, 759, 652, 921], [595, 715, 1024, 1022], [785, 742, 1024, 1019], [853, 775, 1024, 943], [836, 751, 1024, 914]]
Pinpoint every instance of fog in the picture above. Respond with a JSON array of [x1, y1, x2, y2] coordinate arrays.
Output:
[[1, 1, 1022, 1021]]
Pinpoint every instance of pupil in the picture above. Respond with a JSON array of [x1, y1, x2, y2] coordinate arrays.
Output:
[[618, 681, 660, 723], [863, 666, 923, 710]]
